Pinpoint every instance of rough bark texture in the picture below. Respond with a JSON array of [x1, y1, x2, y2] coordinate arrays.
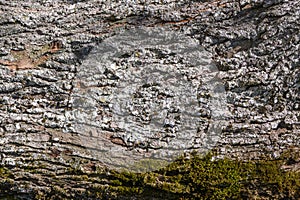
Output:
[[0, 0, 299, 199]]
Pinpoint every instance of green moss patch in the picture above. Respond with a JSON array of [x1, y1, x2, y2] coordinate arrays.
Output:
[[105, 152, 300, 199], [0, 152, 299, 199]]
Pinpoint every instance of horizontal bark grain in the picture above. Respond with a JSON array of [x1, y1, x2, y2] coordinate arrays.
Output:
[[0, 0, 299, 198]]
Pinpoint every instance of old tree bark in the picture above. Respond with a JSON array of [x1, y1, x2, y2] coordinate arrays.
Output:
[[0, 0, 299, 199]]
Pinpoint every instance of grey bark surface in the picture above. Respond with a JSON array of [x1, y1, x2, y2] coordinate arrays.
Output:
[[0, 0, 299, 198]]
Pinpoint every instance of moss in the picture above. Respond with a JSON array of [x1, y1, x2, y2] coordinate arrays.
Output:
[[241, 159, 300, 198], [128, 159, 169, 173], [103, 152, 299, 199], [34, 191, 45, 200], [0, 167, 14, 180], [151, 153, 243, 199], [0, 168, 15, 199], [0, 150, 299, 199], [0, 167, 11, 178]]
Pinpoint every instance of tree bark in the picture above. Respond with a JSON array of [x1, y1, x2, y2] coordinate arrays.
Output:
[[0, 0, 299, 198]]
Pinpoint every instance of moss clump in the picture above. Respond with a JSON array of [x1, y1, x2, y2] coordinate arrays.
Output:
[[105, 152, 300, 199], [0, 167, 16, 199], [128, 158, 169, 173], [108, 153, 243, 199], [0, 151, 299, 199], [0, 167, 11, 178]]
